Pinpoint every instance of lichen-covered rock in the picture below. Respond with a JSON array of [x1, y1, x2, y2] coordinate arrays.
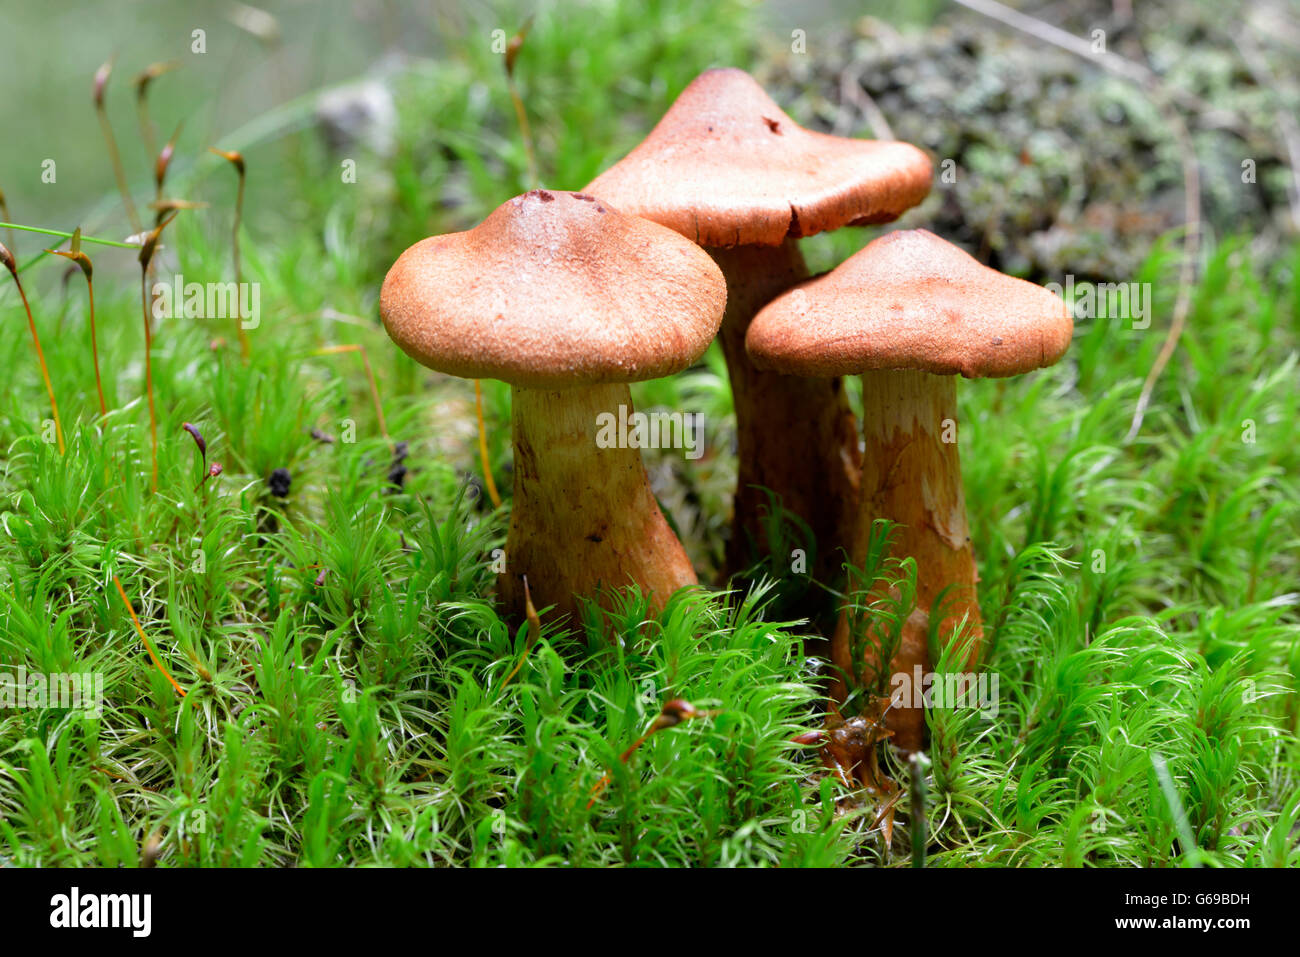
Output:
[[763, 0, 1297, 282]]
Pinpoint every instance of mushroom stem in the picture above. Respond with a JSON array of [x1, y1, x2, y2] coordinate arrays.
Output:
[[500, 382, 698, 624], [831, 368, 983, 751], [711, 240, 861, 592]]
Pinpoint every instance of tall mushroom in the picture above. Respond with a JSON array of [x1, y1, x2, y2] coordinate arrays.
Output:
[[746, 230, 1072, 749], [381, 189, 727, 623], [586, 68, 932, 588]]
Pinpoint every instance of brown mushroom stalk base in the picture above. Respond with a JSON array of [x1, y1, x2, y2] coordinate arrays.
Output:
[[830, 369, 984, 752], [499, 382, 698, 624], [711, 240, 861, 591]]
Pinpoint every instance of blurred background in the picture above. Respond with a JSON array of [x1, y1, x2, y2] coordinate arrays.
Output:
[[5, 0, 1294, 291]]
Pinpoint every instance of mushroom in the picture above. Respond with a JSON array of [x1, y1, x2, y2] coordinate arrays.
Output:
[[746, 229, 1072, 749], [381, 189, 727, 623], [586, 68, 932, 588]]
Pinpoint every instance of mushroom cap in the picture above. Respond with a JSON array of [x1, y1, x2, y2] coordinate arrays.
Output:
[[380, 189, 727, 389], [746, 229, 1073, 379], [584, 68, 932, 248]]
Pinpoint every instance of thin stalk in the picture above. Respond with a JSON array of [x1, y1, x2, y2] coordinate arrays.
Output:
[[48, 233, 106, 417], [137, 98, 158, 161], [137, 213, 177, 492], [499, 576, 540, 688], [2, 242, 65, 453], [94, 58, 142, 233], [474, 380, 503, 507], [0, 187, 13, 250], [134, 61, 179, 163], [586, 699, 717, 809], [0, 222, 140, 250], [504, 18, 538, 188], [312, 343, 390, 440], [141, 267, 158, 490], [507, 81, 538, 188], [112, 575, 186, 697], [211, 148, 250, 359], [153, 122, 183, 210]]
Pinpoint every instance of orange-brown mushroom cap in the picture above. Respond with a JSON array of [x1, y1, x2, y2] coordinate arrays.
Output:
[[585, 68, 933, 248], [380, 189, 727, 389], [746, 229, 1073, 379]]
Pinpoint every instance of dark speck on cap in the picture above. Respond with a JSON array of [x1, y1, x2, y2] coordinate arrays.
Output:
[[585, 68, 933, 247]]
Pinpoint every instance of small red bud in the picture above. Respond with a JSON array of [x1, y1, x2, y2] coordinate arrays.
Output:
[[504, 17, 533, 77], [93, 58, 113, 109]]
